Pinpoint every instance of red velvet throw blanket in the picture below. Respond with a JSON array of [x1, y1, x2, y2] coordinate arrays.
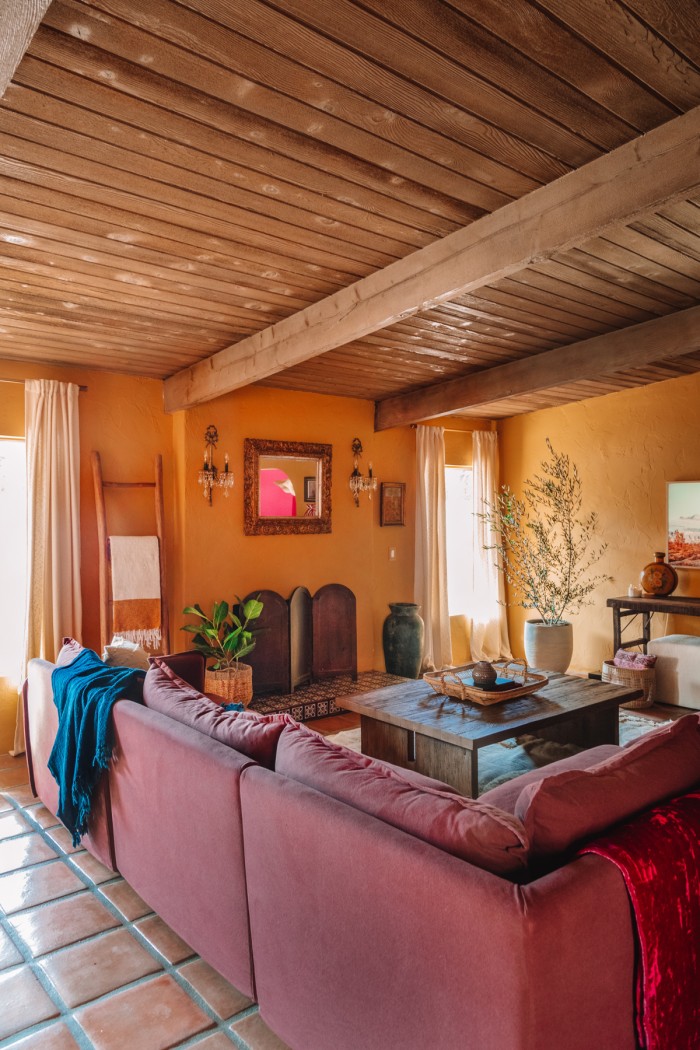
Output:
[[580, 791, 700, 1050]]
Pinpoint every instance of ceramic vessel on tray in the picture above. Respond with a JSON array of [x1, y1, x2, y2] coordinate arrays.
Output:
[[470, 660, 498, 688]]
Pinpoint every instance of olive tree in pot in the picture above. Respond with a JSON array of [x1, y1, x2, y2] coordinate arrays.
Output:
[[482, 440, 610, 673], [181, 596, 264, 705]]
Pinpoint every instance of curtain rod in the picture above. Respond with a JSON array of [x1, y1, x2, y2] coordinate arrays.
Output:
[[0, 378, 88, 391]]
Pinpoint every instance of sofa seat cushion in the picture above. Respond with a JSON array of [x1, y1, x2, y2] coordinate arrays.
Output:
[[479, 744, 621, 814], [275, 722, 529, 876], [516, 714, 700, 859], [143, 661, 290, 768]]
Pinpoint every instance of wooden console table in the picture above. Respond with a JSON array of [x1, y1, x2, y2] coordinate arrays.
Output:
[[606, 595, 700, 652]]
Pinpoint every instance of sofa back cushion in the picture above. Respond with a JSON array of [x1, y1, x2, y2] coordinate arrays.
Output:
[[479, 744, 621, 814], [143, 661, 289, 768], [275, 722, 529, 876], [516, 714, 700, 858]]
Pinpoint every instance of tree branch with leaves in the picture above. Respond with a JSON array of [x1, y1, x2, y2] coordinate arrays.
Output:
[[481, 440, 611, 625]]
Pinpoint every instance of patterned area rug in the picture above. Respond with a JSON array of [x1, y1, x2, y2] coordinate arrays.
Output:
[[248, 671, 407, 723], [326, 710, 674, 794]]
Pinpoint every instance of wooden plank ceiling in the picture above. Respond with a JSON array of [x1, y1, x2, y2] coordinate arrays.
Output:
[[0, 0, 699, 423]]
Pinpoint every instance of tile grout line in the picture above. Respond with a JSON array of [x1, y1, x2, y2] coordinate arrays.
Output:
[[1, 788, 261, 1049], [0, 902, 92, 1050]]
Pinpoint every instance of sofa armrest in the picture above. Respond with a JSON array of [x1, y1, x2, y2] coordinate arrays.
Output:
[[25, 659, 61, 814], [25, 657, 117, 872], [22, 679, 35, 796], [241, 765, 636, 1050]]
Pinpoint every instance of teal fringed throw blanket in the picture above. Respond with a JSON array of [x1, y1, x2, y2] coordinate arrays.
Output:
[[49, 648, 145, 845]]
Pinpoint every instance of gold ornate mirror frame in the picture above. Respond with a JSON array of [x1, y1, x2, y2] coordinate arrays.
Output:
[[243, 438, 332, 535]]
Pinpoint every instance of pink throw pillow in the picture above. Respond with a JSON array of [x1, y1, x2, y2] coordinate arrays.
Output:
[[612, 649, 656, 669], [515, 715, 700, 858], [275, 722, 529, 876], [56, 637, 86, 667], [143, 661, 290, 769]]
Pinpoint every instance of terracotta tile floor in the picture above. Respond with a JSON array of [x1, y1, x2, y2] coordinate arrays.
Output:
[[0, 753, 292, 1050]]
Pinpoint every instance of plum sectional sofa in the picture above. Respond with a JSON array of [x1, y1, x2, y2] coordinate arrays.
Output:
[[23, 645, 700, 1050]]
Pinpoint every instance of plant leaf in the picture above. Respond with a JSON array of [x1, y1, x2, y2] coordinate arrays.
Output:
[[222, 628, 243, 652], [243, 598, 264, 621]]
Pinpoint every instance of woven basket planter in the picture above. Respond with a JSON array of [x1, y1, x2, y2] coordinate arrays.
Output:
[[204, 664, 253, 706], [601, 660, 655, 709]]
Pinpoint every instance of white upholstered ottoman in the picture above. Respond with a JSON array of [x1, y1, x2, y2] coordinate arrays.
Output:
[[646, 634, 700, 710]]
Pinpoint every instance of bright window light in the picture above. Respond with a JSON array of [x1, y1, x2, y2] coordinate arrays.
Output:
[[445, 466, 474, 616], [0, 439, 27, 686]]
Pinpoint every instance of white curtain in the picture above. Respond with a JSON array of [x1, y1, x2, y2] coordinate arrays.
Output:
[[12, 380, 82, 754], [470, 431, 511, 661], [415, 425, 452, 671]]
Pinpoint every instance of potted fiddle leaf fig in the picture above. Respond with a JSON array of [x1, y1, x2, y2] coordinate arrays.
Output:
[[481, 440, 610, 673], [181, 595, 264, 705]]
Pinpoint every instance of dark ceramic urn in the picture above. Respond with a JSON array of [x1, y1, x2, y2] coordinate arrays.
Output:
[[382, 602, 424, 679]]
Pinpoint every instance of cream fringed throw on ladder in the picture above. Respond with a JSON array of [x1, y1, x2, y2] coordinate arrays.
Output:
[[109, 535, 162, 649]]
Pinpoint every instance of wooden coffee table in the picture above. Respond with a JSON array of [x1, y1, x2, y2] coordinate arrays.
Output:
[[337, 673, 643, 797]]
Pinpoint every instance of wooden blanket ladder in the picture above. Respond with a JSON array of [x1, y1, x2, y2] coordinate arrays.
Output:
[[91, 451, 169, 655]]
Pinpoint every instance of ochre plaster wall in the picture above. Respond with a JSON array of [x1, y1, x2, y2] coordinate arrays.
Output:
[[499, 372, 700, 676], [0, 366, 415, 750], [172, 386, 416, 674]]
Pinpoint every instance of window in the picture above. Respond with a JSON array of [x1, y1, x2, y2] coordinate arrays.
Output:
[[0, 439, 27, 686], [445, 466, 474, 617]]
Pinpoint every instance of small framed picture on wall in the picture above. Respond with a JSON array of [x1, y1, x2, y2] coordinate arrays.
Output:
[[303, 476, 317, 503], [380, 482, 405, 526]]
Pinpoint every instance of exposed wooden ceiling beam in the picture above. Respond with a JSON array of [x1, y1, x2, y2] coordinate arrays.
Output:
[[374, 305, 700, 430], [0, 0, 53, 98], [163, 107, 700, 413]]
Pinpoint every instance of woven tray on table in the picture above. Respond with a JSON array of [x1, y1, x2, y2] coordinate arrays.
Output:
[[601, 660, 655, 709], [423, 660, 548, 706]]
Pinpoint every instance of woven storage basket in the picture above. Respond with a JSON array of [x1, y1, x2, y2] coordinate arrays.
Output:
[[204, 664, 253, 706], [601, 660, 655, 709]]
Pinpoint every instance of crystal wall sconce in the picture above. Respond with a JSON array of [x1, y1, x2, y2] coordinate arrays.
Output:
[[349, 437, 378, 507], [198, 425, 234, 505]]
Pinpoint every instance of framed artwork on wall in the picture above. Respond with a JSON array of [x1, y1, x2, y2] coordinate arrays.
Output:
[[380, 482, 405, 526], [668, 481, 700, 568], [304, 475, 317, 503]]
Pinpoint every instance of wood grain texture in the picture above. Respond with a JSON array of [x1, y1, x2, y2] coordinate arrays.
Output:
[[0, 0, 52, 97], [337, 675, 641, 749], [375, 304, 700, 428], [0, 0, 698, 416], [164, 107, 700, 411]]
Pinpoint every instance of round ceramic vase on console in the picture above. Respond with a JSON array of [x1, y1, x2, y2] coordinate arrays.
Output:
[[640, 552, 678, 597], [523, 620, 573, 674], [382, 603, 424, 679]]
